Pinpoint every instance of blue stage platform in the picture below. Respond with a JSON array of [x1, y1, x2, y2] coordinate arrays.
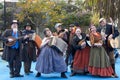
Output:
[[0, 56, 120, 80]]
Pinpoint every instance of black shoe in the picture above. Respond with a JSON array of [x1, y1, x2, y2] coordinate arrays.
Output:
[[70, 72, 76, 77], [71, 70, 73, 73], [6, 65, 9, 67], [29, 71, 33, 73], [14, 74, 24, 77], [83, 71, 89, 75], [25, 72, 29, 75], [36, 72, 41, 77], [112, 74, 119, 78], [61, 73, 67, 78], [10, 74, 14, 78]]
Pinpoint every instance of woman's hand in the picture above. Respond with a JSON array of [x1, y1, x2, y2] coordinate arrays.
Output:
[[94, 43, 102, 47], [81, 41, 86, 48]]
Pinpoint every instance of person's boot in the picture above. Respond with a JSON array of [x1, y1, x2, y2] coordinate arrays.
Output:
[[111, 64, 118, 78], [83, 71, 89, 75], [70, 72, 76, 76], [70, 61, 73, 73], [36, 72, 41, 77], [29, 71, 33, 73], [10, 74, 14, 78], [61, 72, 67, 78], [25, 72, 29, 75], [112, 73, 119, 78]]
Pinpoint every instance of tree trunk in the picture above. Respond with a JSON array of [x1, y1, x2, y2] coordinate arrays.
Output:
[[35, 25, 44, 38], [36, 26, 39, 35], [118, 17, 120, 32]]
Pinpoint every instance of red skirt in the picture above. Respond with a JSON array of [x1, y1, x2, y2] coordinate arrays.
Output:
[[88, 66, 113, 77], [73, 46, 90, 73]]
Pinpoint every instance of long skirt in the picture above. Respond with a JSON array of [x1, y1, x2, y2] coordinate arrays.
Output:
[[88, 46, 114, 77], [73, 46, 90, 73], [35, 45, 67, 74]]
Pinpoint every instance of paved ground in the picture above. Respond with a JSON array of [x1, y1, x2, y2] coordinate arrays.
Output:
[[0, 50, 120, 80]]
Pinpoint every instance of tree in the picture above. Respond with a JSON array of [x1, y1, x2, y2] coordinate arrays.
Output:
[[16, 0, 67, 34], [0, 7, 14, 29], [84, 0, 120, 31], [0, 3, 3, 9]]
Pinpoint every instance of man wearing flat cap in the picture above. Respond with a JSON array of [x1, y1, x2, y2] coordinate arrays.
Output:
[[97, 18, 119, 78], [65, 24, 76, 72], [54, 23, 69, 43], [1, 20, 24, 78]]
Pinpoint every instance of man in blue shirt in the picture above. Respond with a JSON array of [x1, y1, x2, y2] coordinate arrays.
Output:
[[2, 20, 24, 78]]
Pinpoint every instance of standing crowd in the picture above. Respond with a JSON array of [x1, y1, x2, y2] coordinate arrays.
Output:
[[0, 17, 119, 78]]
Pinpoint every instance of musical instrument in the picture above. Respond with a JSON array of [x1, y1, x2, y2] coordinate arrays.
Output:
[[78, 35, 86, 45], [5, 33, 42, 48], [78, 29, 90, 46], [48, 36, 68, 53], [89, 32, 103, 47], [78, 37, 91, 48], [31, 33, 42, 48], [78, 39, 86, 45], [5, 34, 33, 47], [107, 17, 119, 48], [86, 40, 92, 46], [108, 37, 119, 48]]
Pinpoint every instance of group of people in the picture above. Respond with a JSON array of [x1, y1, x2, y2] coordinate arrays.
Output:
[[1, 20, 37, 78], [69, 18, 119, 78], [1, 17, 119, 79]]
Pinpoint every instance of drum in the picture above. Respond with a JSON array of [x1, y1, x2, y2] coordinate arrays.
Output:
[[48, 36, 68, 53], [32, 33, 42, 48]]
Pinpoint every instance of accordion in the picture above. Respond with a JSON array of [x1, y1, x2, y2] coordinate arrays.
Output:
[[48, 36, 68, 53]]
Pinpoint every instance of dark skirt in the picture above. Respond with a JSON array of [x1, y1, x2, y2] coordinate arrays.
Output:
[[88, 46, 114, 77], [73, 46, 90, 73], [35, 45, 67, 74]]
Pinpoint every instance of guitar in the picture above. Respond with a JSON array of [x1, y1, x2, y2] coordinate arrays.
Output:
[[107, 17, 119, 48], [108, 37, 119, 48], [5, 34, 33, 47]]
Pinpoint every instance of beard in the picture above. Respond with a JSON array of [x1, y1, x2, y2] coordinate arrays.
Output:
[[13, 28, 18, 33]]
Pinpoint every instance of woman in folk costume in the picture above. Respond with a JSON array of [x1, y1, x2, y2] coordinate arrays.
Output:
[[70, 27, 90, 76], [35, 28, 67, 78], [88, 25, 114, 77]]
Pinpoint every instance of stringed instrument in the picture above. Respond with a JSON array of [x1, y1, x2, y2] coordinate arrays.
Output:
[[107, 17, 119, 48], [5, 34, 33, 47], [78, 34, 87, 45], [78, 29, 92, 47]]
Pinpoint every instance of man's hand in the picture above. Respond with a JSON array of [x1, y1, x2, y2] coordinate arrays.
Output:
[[8, 38, 13, 42], [101, 32, 107, 40], [24, 35, 29, 39], [108, 34, 113, 40], [94, 43, 102, 47]]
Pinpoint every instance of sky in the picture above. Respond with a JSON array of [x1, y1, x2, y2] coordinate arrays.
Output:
[[0, 0, 18, 2]]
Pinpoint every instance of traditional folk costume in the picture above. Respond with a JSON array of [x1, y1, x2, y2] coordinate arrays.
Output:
[[97, 23, 119, 77], [2, 29, 23, 78], [35, 36, 67, 78], [66, 28, 76, 72], [21, 29, 36, 75], [88, 32, 114, 77], [71, 33, 90, 75]]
